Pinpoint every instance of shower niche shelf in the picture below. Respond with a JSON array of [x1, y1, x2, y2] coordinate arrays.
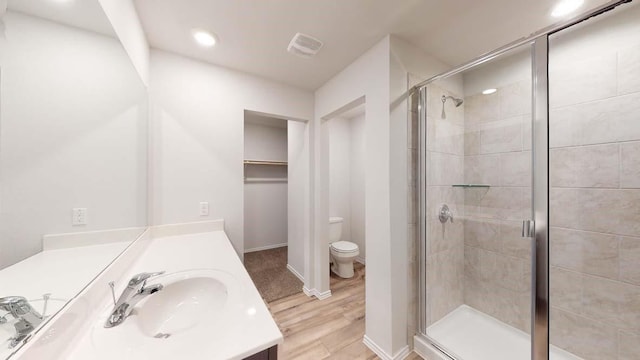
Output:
[[451, 184, 491, 188]]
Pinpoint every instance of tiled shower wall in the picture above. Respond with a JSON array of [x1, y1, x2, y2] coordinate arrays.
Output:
[[461, 76, 533, 333], [424, 82, 465, 326], [547, 37, 640, 359]]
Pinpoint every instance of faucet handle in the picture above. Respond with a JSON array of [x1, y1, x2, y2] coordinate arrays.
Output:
[[128, 271, 165, 287]]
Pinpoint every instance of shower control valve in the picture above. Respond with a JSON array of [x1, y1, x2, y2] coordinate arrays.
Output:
[[438, 204, 454, 224]]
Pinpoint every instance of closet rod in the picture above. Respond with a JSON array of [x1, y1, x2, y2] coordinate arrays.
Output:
[[243, 160, 288, 166]]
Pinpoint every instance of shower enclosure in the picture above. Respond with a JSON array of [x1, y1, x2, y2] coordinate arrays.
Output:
[[415, 1, 640, 359]]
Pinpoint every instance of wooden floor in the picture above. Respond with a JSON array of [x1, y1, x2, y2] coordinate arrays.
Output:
[[267, 263, 424, 360]]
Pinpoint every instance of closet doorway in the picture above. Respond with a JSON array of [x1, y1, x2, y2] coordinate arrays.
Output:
[[242, 111, 305, 303]]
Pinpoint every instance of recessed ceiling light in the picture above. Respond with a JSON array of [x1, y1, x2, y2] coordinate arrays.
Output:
[[482, 88, 497, 95], [551, 0, 584, 17], [191, 28, 217, 47]]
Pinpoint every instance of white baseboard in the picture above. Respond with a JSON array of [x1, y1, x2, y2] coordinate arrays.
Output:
[[413, 334, 450, 360], [244, 242, 287, 253], [286, 264, 305, 282], [356, 256, 366, 265], [302, 286, 332, 300], [363, 335, 411, 360]]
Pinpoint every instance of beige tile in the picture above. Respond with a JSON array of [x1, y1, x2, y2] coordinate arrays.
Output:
[[427, 152, 463, 186], [464, 129, 481, 155], [550, 144, 620, 188], [464, 217, 500, 251], [621, 141, 640, 189], [464, 267, 501, 320], [550, 307, 618, 360], [495, 286, 531, 333], [465, 92, 500, 124], [464, 246, 497, 284], [427, 117, 465, 155], [465, 187, 528, 221], [619, 330, 640, 360], [620, 236, 640, 286], [550, 266, 583, 312], [500, 151, 531, 187], [477, 116, 524, 154], [550, 227, 619, 279], [550, 188, 640, 237], [549, 52, 617, 108], [495, 255, 528, 292], [499, 79, 531, 118], [500, 220, 531, 259], [549, 92, 640, 148], [427, 248, 464, 324], [464, 154, 501, 185], [618, 43, 640, 96], [582, 275, 640, 333]]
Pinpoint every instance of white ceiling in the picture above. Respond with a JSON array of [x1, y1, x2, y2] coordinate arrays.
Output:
[[7, 0, 115, 37], [135, 0, 612, 90]]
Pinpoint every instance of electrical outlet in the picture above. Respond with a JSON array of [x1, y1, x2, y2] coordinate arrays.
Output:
[[199, 202, 209, 216], [72, 208, 87, 226]]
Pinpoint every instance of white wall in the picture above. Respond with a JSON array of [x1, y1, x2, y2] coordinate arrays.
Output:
[[315, 35, 398, 356], [0, 12, 147, 268], [99, 0, 149, 86], [244, 122, 288, 252], [287, 120, 309, 276], [314, 35, 451, 358], [328, 118, 352, 244], [350, 114, 366, 261], [149, 50, 314, 262], [328, 114, 366, 260], [244, 122, 287, 161]]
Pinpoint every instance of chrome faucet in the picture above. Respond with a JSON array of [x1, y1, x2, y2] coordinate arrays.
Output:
[[104, 271, 165, 328], [0, 296, 44, 348]]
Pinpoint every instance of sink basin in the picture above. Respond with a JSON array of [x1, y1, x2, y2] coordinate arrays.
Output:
[[90, 269, 246, 359], [135, 274, 228, 337]]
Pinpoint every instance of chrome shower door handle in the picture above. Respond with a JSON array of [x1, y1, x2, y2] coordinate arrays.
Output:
[[522, 220, 535, 238]]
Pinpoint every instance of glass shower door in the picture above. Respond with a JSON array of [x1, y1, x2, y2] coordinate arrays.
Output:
[[421, 43, 535, 360]]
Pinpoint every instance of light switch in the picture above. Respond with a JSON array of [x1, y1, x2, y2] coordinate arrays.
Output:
[[199, 202, 209, 216], [72, 208, 87, 226]]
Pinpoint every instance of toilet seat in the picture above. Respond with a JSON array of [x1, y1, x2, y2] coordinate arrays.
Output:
[[330, 241, 358, 253]]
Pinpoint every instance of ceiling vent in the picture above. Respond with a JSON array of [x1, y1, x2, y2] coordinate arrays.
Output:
[[287, 32, 323, 58]]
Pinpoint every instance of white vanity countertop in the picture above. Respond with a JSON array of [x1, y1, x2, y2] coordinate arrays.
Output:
[[63, 230, 283, 360], [0, 242, 130, 302]]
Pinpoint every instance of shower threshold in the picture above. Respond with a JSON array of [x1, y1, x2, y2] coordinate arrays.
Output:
[[426, 305, 581, 360]]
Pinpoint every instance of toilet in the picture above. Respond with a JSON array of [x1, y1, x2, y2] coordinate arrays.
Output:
[[329, 217, 360, 278]]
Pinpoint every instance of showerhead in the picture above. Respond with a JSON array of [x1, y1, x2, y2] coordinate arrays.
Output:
[[441, 95, 464, 119], [442, 95, 463, 107]]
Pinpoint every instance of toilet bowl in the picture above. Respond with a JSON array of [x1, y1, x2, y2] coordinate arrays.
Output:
[[329, 217, 360, 278]]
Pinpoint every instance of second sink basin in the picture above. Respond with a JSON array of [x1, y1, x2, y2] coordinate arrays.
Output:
[[90, 269, 245, 359]]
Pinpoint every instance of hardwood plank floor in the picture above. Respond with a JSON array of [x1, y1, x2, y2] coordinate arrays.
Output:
[[267, 263, 424, 360]]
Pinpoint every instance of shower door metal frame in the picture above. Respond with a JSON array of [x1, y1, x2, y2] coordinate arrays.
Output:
[[415, 1, 633, 360]]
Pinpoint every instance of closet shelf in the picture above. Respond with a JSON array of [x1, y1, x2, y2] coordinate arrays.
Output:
[[451, 184, 491, 188], [243, 160, 288, 166]]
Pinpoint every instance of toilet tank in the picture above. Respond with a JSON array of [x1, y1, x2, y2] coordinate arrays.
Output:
[[329, 217, 343, 243]]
